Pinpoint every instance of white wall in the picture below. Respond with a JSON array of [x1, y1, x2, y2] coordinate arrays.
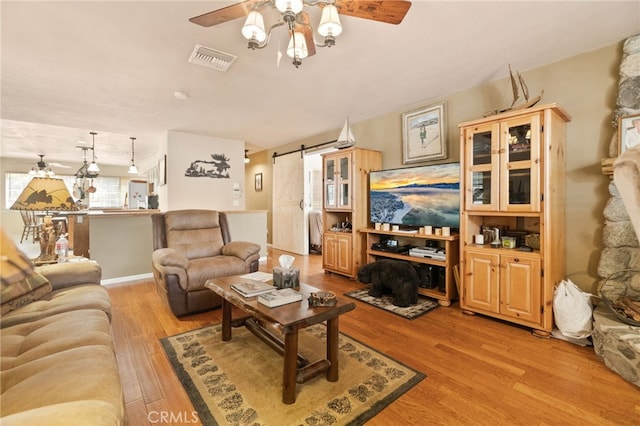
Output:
[[163, 131, 246, 211]]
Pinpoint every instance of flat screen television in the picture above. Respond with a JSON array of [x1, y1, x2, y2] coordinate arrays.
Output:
[[369, 162, 460, 229]]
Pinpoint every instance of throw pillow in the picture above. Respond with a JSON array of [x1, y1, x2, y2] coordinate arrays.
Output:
[[1, 228, 35, 286], [1, 271, 53, 314]]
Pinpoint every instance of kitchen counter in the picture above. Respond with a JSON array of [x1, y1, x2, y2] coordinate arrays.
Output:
[[68, 210, 159, 282], [70, 209, 265, 282]]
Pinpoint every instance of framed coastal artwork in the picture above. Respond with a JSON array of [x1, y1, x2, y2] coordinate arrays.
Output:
[[254, 173, 263, 191], [619, 113, 640, 155], [402, 101, 447, 164]]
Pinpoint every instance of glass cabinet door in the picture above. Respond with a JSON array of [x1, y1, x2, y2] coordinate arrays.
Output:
[[499, 114, 540, 212], [464, 123, 499, 211], [338, 155, 351, 208], [324, 158, 336, 209]]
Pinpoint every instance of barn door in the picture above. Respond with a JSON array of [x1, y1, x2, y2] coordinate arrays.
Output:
[[272, 152, 308, 255]]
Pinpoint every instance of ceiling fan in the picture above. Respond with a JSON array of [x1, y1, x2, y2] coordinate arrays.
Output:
[[27, 154, 70, 176], [189, 0, 412, 67]]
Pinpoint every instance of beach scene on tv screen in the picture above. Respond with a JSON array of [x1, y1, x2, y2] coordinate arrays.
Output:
[[370, 163, 460, 228]]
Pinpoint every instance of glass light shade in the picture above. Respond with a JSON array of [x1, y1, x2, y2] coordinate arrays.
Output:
[[318, 5, 342, 37], [87, 162, 100, 173], [128, 163, 139, 174], [287, 32, 308, 59], [275, 0, 303, 13], [241, 11, 267, 42]]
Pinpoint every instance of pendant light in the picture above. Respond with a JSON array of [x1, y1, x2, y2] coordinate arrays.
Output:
[[87, 131, 100, 174], [244, 149, 250, 164], [128, 137, 139, 174]]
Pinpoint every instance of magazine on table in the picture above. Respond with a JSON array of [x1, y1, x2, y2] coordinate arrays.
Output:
[[258, 288, 303, 308], [239, 271, 273, 282], [231, 280, 276, 297]]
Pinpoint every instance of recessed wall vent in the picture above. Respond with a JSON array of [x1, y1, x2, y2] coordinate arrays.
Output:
[[188, 44, 237, 72]]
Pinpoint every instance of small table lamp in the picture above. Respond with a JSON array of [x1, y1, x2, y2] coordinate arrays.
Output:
[[10, 176, 78, 263]]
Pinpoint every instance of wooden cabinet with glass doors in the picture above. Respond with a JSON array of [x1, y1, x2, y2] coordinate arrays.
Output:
[[322, 147, 381, 278], [459, 104, 570, 336]]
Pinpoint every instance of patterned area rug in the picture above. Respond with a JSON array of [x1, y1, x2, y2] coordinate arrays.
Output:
[[344, 289, 439, 320], [161, 323, 425, 425]]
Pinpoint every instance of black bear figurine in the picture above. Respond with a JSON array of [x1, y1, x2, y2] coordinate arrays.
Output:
[[357, 259, 419, 307]]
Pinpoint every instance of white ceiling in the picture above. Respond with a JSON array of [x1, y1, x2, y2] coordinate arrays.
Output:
[[1, 1, 639, 171]]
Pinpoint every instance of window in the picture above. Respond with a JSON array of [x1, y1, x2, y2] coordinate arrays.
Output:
[[5, 173, 130, 209]]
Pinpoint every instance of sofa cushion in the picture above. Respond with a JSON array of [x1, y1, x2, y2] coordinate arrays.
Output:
[[35, 262, 102, 290], [1, 309, 113, 370], [0, 284, 111, 329], [222, 240, 261, 260], [0, 400, 122, 426], [0, 272, 53, 315], [184, 256, 247, 291], [165, 210, 225, 259], [0, 345, 124, 421], [152, 247, 189, 269], [0, 229, 35, 286]]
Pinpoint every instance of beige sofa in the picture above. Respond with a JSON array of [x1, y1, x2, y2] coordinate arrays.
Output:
[[1, 230, 125, 425]]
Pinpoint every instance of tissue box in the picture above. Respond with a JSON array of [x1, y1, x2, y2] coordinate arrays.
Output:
[[273, 267, 300, 290]]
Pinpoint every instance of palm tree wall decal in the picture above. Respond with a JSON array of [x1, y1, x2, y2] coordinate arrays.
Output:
[[184, 154, 231, 178]]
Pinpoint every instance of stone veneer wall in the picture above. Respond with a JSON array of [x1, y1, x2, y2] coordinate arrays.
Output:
[[593, 34, 640, 388]]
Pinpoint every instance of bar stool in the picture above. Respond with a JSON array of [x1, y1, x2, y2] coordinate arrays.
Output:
[[19, 210, 41, 243]]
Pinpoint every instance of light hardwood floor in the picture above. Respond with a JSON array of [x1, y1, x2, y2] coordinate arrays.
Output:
[[107, 248, 639, 425]]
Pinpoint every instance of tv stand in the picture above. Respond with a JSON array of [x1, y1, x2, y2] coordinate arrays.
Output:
[[361, 228, 459, 306]]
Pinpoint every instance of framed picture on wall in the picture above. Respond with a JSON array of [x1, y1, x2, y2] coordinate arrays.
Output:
[[619, 113, 640, 155], [255, 173, 263, 191], [159, 155, 167, 186], [402, 101, 447, 164]]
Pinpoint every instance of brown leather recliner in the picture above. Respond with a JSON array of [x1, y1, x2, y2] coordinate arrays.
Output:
[[151, 210, 261, 317]]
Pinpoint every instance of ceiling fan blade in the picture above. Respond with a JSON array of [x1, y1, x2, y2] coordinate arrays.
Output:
[[50, 162, 71, 169], [189, 0, 261, 27], [334, 0, 412, 25], [294, 12, 316, 57]]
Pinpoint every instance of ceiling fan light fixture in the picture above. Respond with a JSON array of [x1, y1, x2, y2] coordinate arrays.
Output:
[[242, 11, 267, 44], [287, 31, 308, 60], [318, 4, 342, 39], [190, 1, 411, 69], [29, 154, 55, 177], [275, 0, 303, 14]]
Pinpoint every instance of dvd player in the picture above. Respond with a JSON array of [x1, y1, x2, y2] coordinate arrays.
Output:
[[373, 244, 412, 254], [409, 247, 446, 260]]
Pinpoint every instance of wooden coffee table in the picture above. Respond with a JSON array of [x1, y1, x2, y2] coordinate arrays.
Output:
[[205, 276, 355, 404]]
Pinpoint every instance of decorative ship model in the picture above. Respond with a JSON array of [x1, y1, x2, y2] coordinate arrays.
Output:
[[484, 65, 543, 117], [336, 117, 356, 149]]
